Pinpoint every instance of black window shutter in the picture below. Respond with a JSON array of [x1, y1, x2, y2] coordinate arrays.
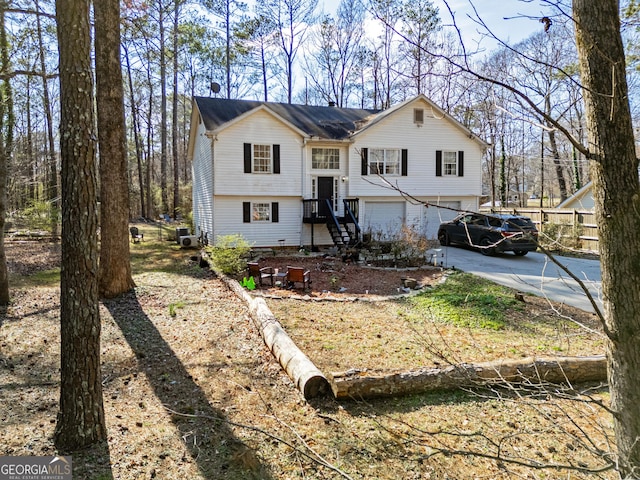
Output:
[[244, 143, 252, 173], [273, 144, 280, 174], [435, 150, 442, 177], [361, 148, 368, 176], [271, 202, 279, 222], [401, 149, 408, 176], [458, 151, 464, 177], [243, 202, 251, 223]]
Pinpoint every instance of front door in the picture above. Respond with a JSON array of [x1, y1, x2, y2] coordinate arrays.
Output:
[[317, 177, 334, 217]]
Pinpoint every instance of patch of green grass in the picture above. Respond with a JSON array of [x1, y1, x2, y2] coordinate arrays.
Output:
[[12, 268, 60, 288], [407, 271, 524, 330]]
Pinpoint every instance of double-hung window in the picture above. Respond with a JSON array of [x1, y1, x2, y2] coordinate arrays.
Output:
[[252, 202, 271, 222], [443, 151, 458, 176], [244, 143, 281, 174], [253, 145, 271, 173], [312, 148, 340, 169], [435, 150, 464, 177], [243, 202, 279, 223], [360, 148, 408, 176], [369, 148, 400, 175]]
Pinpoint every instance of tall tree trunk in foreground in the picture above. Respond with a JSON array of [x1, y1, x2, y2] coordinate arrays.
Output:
[[54, 0, 106, 450], [0, 2, 15, 305], [573, 0, 640, 475], [95, 0, 135, 298], [0, 1, 13, 306]]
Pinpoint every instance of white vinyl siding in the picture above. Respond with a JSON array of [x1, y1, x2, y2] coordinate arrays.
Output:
[[191, 119, 214, 240], [214, 197, 300, 247], [213, 109, 302, 196], [349, 98, 482, 198]]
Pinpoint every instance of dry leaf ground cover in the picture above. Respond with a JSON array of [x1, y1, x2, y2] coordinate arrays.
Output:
[[0, 224, 616, 479]]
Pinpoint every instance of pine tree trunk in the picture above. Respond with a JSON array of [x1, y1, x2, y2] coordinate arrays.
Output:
[[54, 0, 106, 450], [35, 0, 59, 235], [0, 2, 10, 306], [159, 1, 169, 215], [95, 0, 135, 298], [573, 1, 640, 475]]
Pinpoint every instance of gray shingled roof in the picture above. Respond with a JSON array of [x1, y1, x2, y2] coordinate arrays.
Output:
[[194, 96, 380, 140]]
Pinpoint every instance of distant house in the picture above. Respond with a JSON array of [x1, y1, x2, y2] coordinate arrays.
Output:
[[556, 182, 595, 210], [186, 94, 488, 249]]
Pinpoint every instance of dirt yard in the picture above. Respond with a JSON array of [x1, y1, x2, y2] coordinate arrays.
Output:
[[237, 254, 445, 299], [0, 237, 615, 479]]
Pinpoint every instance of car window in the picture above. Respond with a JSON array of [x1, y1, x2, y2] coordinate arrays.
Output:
[[506, 217, 534, 228], [487, 217, 502, 227]]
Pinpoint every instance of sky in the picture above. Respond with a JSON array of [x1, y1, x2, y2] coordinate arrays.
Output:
[[434, 0, 551, 52], [315, 0, 549, 54]]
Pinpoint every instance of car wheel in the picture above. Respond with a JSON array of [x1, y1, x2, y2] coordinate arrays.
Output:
[[514, 250, 528, 256], [479, 237, 496, 256], [438, 230, 450, 246]]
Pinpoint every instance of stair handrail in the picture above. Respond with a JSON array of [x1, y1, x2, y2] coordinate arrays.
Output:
[[325, 199, 345, 244], [342, 199, 361, 238]]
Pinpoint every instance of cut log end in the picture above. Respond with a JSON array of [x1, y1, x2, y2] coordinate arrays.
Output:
[[302, 375, 331, 399]]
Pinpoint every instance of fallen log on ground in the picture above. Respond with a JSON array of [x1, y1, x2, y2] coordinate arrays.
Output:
[[215, 268, 329, 399], [330, 355, 607, 399]]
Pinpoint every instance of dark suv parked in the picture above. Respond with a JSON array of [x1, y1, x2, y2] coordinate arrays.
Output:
[[437, 212, 539, 256]]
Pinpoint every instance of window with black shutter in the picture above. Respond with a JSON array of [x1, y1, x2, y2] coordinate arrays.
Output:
[[244, 143, 252, 173], [273, 145, 280, 174], [243, 143, 278, 173], [361, 148, 368, 176], [243, 202, 251, 222], [436, 150, 464, 176], [401, 149, 408, 176]]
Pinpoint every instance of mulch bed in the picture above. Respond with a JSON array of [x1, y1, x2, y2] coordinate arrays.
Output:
[[237, 254, 445, 299]]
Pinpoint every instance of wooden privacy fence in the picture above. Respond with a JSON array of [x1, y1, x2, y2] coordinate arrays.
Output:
[[482, 208, 599, 253]]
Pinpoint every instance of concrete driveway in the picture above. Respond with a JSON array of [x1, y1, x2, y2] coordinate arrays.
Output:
[[432, 246, 602, 313]]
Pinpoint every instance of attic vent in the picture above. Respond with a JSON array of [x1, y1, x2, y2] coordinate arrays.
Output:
[[414, 108, 424, 125]]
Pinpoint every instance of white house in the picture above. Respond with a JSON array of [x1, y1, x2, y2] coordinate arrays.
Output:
[[186, 94, 487, 249], [556, 181, 595, 210]]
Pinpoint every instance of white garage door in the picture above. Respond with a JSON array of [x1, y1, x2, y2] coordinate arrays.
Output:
[[422, 201, 460, 239], [363, 202, 406, 239]]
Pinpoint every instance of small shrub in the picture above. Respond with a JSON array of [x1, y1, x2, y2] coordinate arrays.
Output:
[[19, 200, 58, 231], [205, 234, 253, 275], [540, 223, 583, 251], [363, 223, 433, 266]]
